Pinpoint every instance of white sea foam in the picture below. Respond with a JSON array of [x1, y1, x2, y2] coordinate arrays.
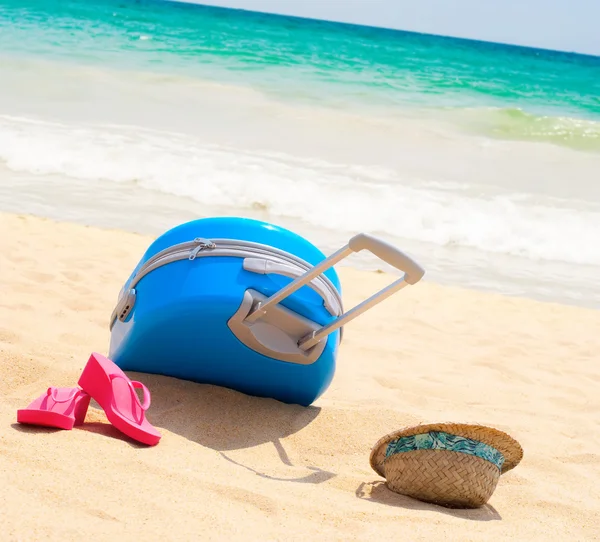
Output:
[[1, 114, 599, 267]]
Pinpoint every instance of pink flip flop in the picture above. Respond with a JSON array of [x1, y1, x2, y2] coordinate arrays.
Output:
[[17, 387, 91, 430], [78, 352, 161, 446]]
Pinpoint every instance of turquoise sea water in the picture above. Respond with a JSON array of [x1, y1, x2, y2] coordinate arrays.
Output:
[[2, 0, 600, 149], [1, 0, 599, 306]]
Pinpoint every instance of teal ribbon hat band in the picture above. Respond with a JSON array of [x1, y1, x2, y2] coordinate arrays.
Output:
[[384, 430, 505, 470]]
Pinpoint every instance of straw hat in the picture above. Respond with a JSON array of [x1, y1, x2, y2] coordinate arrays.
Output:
[[369, 422, 523, 509]]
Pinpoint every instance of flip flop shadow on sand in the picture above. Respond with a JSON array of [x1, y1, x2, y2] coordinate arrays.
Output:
[[11, 406, 156, 448], [78, 371, 335, 484], [356, 481, 502, 521]]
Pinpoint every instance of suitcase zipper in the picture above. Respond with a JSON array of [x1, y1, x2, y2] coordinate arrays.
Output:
[[109, 237, 343, 330]]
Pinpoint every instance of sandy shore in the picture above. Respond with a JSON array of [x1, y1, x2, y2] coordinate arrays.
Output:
[[1, 212, 599, 541]]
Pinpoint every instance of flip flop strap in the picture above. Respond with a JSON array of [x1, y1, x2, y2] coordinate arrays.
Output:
[[130, 380, 151, 411], [109, 375, 151, 411], [47, 387, 80, 403]]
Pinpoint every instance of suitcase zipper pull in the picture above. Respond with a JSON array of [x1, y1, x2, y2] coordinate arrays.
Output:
[[189, 238, 216, 260]]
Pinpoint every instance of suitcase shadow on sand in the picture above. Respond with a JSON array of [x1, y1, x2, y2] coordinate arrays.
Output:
[[85, 371, 336, 484]]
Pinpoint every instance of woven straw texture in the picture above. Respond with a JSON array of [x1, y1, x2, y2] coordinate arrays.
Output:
[[384, 449, 501, 508], [369, 422, 523, 509], [370, 422, 523, 477]]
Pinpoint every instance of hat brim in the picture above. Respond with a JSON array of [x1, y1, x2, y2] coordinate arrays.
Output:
[[370, 422, 523, 478]]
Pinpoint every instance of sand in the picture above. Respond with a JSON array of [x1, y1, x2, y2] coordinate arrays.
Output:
[[1, 212, 599, 541]]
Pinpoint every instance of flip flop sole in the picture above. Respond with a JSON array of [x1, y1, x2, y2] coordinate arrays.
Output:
[[78, 352, 161, 446], [17, 409, 75, 430]]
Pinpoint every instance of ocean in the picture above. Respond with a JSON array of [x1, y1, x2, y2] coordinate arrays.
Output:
[[1, 0, 599, 307]]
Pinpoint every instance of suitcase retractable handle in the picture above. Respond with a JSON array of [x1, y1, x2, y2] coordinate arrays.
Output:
[[244, 233, 425, 350]]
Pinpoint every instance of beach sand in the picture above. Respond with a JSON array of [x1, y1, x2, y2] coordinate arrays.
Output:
[[1, 212, 599, 541]]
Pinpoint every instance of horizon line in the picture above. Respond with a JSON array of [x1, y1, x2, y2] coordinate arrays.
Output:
[[167, 0, 600, 58]]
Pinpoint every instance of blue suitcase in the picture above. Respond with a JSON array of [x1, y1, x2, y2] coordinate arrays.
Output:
[[108, 217, 424, 406]]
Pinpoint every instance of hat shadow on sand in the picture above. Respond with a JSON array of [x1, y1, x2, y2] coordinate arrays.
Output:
[[356, 481, 502, 521]]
